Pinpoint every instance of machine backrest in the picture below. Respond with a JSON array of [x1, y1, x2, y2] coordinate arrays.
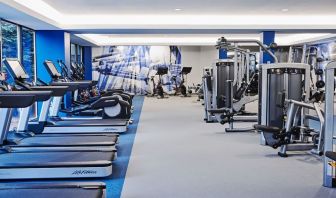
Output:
[[205, 75, 212, 92]]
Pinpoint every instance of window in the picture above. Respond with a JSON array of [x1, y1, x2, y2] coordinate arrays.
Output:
[[77, 45, 83, 63], [71, 43, 76, 63], [1, 20, 18, 82], [1, 20, 36, 83], [70, 43, 83, 63], [0, 19, 37, 119], [1, 20, 18, 59], [21, 27, 35, 82]]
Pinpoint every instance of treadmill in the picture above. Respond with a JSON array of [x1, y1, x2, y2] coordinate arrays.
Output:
[[0, 91, 115, 179], [2, 59, 118, 152], [0, 182, 106, 198], [37, 60, 128, 134]]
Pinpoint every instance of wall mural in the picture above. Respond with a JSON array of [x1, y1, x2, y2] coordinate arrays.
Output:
[[305, 41, 336, 70], [316, 42, 336, 61], [92, 46, 182, 95]]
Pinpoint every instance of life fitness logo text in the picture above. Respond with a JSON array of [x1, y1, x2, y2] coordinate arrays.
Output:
[[72, 170, 97, 175], [103, 128, 117, 131]]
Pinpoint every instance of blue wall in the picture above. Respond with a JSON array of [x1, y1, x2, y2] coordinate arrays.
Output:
[[35, 30, 65, 83], [219, 48, 228, 59], [83, 46, 92, 80], [260, 31, 275, 64], [35, 30, 69, 111]]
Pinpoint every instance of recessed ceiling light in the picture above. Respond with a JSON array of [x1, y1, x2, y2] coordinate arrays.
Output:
[[174, 8, 182, 11], [281, 8, 289, 12]]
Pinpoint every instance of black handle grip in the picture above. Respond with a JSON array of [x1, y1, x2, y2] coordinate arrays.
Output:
[[253, 124, 281, 133]]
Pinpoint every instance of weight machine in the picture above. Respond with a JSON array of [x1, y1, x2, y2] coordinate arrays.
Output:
[[205, 37, 274, 132], [323, 61, 336, 187], [202, 67, 216, 122], [288, 44, 326, 92], [255, 63, 325, 157]]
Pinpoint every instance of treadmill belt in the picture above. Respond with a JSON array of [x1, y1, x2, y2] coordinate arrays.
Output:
[[14, 135, 117, 147], [52, 119, 128, 126], [0, 151, 114, 168]]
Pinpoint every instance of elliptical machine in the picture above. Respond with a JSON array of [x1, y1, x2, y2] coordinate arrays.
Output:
[[52, 60, 132, 119]]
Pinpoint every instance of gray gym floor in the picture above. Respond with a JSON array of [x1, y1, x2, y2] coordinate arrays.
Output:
[[121, 96, 336, 198]]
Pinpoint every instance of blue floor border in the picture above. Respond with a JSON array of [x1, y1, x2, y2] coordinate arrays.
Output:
[[104, 96, 145, 198]]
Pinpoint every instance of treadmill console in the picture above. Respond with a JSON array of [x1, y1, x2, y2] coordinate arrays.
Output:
[[44, 60, 62, 78], [3, 59, 29, 80]]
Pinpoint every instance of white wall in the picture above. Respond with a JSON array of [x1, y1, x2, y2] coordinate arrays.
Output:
[[181, 46, 218, 86], [200, 46, 218, 69]]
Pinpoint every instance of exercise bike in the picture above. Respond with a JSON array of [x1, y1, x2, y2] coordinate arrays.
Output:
[[180, 67, 192, 97], [145, 70, 158, 97], [156, 67, 168, 99], [171, 67, 192, 97]]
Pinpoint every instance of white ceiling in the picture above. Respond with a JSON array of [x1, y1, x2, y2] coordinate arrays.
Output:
[[77, 33, 336, 46], [43, 0, 336, 16], [3, 0, 336, 30], [2, 0, 336, 46], [0, 1, 58, 30]]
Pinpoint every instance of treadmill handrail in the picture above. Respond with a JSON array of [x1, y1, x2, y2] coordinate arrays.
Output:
[[30, 86, 69, 97], [0, 93, 36, 108], [10, 91, 52, 102]]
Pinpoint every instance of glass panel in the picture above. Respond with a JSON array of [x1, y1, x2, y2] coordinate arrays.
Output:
[[21, 27, 35, 82], [1, 20, 18, 82], [70, 43, 76, 63], [77, 45, 82, 63]]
